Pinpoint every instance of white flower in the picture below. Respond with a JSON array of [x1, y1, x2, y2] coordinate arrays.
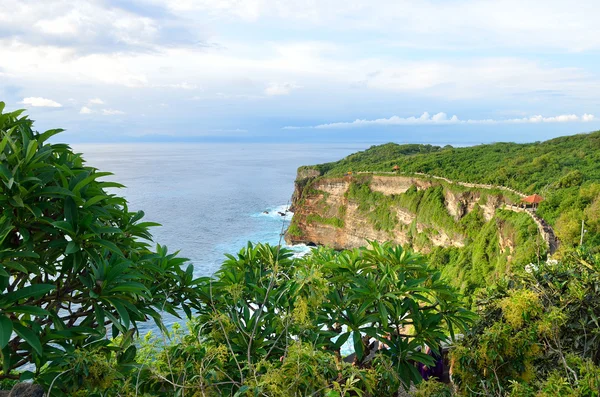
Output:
[[525, 263, 538, 274], [546, 259, 558, 267]]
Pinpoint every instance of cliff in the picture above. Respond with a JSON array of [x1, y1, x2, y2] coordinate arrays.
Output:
[[287, 172, 515, 249], [286, 170, 548, 290]]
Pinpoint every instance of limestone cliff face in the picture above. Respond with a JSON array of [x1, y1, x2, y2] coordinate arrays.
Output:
[[285, 172, 513, 254]]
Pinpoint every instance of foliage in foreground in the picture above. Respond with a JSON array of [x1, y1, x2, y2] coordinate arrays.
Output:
[[0, 103, 203, 389], [118, 242, 472, 396], [451, 250, 600, 396]]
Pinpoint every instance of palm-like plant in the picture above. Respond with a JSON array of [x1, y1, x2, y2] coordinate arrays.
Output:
[[0, 103, 203, 392], [181, 240, 472, 396]]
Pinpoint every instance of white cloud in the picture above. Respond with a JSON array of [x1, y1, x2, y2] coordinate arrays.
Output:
[[265, 82, 301, 96], [1, 38, 597, 103], [1, 0, 600, 138], [162, 0, 600, 52], [583, 113, 596, 122], [20, 97, 62, 107], [216, 92, 265, 100], [157, 82, 198, 90], [102, 109, 125, 115], [34, 11, 83, 36], [79, 106, 93, 114], [285, 112, 597, 129], [3, 1, 165, 51]]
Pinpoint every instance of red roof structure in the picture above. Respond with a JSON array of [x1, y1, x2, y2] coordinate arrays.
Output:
[[521, 194, 544, 204], [393, 165, 400, 171]]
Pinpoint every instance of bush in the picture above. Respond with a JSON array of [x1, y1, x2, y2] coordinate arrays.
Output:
[[0, 103, 202, 392], [127, 241, 473, 396], [452, 251, 600, 395]]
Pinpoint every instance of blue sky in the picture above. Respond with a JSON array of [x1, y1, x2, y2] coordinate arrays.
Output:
[[1, 0, 600, 144]]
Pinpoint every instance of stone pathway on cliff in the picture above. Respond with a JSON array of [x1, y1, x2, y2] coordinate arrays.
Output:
[[357, 171, 558, 254]]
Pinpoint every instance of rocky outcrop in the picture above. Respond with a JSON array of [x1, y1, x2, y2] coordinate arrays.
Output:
[[0, 383, 44, 397], [443, 189, 504, 222], [286, 168, 558, 255], [369, 175, 434, 195], [286, 173, 509, 252], [289, 167, 322, 212]]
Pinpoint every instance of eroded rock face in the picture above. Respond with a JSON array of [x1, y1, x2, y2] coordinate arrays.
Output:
[[443, 189, 503, 222], [369, 175, 433, 195], [3, 383, 45, 397], [286, 173, 511, 254]]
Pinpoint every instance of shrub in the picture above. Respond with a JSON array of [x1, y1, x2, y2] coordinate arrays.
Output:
[[452, 251, 600, 395], [0, 103, 202, 392]]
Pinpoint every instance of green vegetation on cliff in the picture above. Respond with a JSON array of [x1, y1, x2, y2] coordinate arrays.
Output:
[[429, 209, 543, 292], [343, 177, 542, 292], [311, 134, 600, 192], [304, 132, 600, 249]]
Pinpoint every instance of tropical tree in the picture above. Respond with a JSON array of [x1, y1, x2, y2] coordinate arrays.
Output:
[[134, 241, 473, 396], [0, 102, 202, 392]]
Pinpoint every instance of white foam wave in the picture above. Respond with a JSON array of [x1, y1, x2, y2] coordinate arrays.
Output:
[[254, 204, 293, 221], [286, 243, 313, 258]]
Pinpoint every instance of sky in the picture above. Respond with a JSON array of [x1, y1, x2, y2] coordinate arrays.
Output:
[[1, 0, 600, 144]]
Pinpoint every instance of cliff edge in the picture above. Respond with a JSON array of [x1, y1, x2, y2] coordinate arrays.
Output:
[[285, 170, 548, 290]]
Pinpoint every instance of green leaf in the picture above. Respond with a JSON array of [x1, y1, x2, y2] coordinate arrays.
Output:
[[10, 195, 24, 208], [0, 284, 55, 304], [13, 322, 43, 355], [118, 345, 136, 364], [83, 195, 110, 208], [0, 164, 12, 181], [352, 331, 364, 361], [378, 301, 389, 329], [91, 239, 122, 255], [19, 371, 34, 381], [72, 172, 113, 194], [65, 241, 79, 255], [64, 196, 77, 227], [0, 134, 8, 154], [0, 250, 40, 259], [38, 129, 64, 143], [19, 371, 35, 382], [5, 306, 50, 317], [51, 221, 75, 235], [2, 345, 10, 374], [333, 332, 351, 349], [39, 186, 75, 197], [98, 181, 126, 189], [108, 299, 131, 330], [0, 315, 12, 349], [2, 261, 27, 273], [25, 140, 38, 163], [107, 284, 148, 294], [233, 385, 250, 397]]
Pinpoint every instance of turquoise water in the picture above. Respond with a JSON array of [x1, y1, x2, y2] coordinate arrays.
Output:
[[73, 142, 368, 331]]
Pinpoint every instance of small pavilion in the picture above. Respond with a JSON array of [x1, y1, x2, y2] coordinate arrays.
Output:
[[521, 194, 544, 209], [393, 165, 400, 172]]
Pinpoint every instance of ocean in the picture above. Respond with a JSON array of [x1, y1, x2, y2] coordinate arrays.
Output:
[[72, 142, 369, 331]]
